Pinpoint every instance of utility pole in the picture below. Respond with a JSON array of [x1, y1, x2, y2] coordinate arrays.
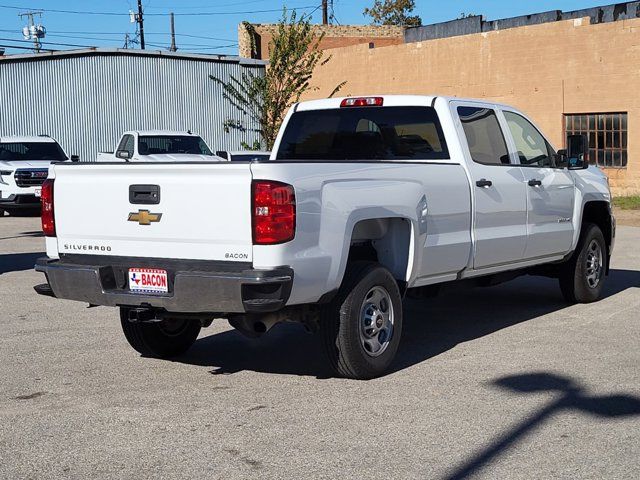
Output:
[[169, 13, 177, 51], [19, 11, 46, 53], [137, 0, 145, 49], [322, 0, 328, 25]]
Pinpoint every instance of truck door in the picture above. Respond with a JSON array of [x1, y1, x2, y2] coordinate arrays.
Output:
[[454, 104, 528, 268], [502, 111, 575, 258]]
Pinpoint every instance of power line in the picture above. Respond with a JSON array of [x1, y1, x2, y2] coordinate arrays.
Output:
[[0, 29, 236, 42], [1, 35, 238, 51], [0, 37, 97, 48], [145, 0, 283, 10], [146, 42, 238, 51], [0, 43, 53, 51], [0, 4, 318, 16]]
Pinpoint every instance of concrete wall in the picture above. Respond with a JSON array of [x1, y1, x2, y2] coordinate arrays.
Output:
[[239, 24, 404, 60], [306, 17, 640, 195]]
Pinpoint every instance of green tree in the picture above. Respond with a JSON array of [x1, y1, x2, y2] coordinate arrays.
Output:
[[364, 0, 422, 27], [210, 10, 346, 150]]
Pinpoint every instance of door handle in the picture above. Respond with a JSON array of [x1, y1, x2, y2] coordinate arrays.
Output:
[[476, 179, 493, 188], [528, 179, 542, 187]]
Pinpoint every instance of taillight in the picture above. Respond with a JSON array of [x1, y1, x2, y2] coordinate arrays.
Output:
[[340, 97, 383, 107], [252, 180, 295, 245], [41, 179, 55, 237]]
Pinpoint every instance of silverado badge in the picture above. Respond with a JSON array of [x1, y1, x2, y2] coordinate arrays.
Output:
[[128, 209, 162, 225]]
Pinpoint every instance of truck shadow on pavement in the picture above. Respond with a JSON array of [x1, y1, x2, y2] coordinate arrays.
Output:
[[179, 268, 639, 377], [0, 230, 44, 241], [441, 372, 640, 480], [0, 252, 44, 275]]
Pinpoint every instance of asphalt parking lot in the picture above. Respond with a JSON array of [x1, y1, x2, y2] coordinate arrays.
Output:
[[1, 216, 639, 479]]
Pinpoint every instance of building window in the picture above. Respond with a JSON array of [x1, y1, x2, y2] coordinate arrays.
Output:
[[564, 113, 628, 168]]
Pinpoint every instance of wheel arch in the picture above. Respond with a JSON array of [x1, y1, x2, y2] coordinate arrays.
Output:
[[344, 216, 415, 289], [580, 200, 614, 271]]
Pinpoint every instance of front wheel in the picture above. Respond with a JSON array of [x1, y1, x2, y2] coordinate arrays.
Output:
[[559, 223, 607, 303], [120, 308, 201, 358], [320, 262, 403, 380]]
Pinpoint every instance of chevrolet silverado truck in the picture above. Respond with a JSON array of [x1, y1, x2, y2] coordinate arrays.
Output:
[[96, 130, 223, 162], [0, 135, 76, 216], [34, 95, 614, 379]]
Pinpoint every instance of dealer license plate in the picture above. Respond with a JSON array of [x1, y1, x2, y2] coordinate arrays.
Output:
[[128, 268, 168, 294]]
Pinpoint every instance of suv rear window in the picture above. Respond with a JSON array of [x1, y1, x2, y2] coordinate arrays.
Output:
[[276, 106, 449, 161], [0, 142, 67, 161]]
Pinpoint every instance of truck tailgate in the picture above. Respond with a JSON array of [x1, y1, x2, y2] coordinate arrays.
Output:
[[52, 163, 253, 262]]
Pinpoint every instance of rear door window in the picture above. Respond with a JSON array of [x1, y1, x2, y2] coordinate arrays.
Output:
[[276, 106, 449, 161], [457, 106, 510, 165]]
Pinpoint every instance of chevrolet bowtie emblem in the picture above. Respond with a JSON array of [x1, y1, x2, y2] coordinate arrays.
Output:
[[128, 209, 162, 225]]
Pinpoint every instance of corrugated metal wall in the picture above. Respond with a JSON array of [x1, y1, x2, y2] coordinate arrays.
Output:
[[0, 51, 265, 161]]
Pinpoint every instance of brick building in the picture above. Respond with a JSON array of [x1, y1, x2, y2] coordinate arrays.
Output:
[[241, 2, 640, 195], [238, 23, 404, 60]]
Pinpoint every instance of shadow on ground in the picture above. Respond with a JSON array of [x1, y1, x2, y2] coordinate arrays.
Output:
[[0, 252, 44, 275], [177, 268, 640, 377], [0, 230, 44, 241], [441, 372, 640, 480]]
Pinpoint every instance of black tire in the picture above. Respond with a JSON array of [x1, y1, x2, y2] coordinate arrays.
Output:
[[320, 261, 403, 380], [559, 223, 607, 304], [119, 308, 201, 358]]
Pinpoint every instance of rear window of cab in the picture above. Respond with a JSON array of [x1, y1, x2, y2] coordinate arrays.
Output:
[[276, 106, 449, 161]]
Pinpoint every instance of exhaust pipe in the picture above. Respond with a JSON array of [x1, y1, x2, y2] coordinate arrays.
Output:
[[228, 313, 282, 338]]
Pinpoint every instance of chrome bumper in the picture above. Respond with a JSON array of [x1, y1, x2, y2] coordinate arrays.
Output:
[[35, 256, 293, 314]]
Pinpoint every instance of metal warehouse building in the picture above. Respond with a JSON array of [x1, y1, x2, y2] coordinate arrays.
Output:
[[0, 49, 265, 161]]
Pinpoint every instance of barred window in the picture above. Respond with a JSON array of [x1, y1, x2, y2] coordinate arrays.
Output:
[[564, 113, 628, 168]]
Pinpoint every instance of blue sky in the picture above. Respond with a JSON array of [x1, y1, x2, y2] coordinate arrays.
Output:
[[0, 0, 611, 55]]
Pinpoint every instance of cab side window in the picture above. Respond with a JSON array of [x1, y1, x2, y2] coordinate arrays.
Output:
[[504, 112, 554, 167], [458, 107, 510, 165]]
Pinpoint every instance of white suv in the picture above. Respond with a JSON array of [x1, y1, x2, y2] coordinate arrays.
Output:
[[0, 136, 72, 216]]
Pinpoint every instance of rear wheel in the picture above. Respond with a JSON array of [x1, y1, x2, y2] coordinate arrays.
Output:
[[320, 261, 403, 380], [559, 223, 607, 303], [119, 308, 201, 358]]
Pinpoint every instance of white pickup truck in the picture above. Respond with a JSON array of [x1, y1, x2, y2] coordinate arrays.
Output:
[[35, 95, 614, 379], [0, 135, 76, 216], [96, 130, 222, 162]]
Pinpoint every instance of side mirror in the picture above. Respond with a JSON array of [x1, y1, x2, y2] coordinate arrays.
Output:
[[116, 150, 131, 160], [70, 154, 80, 162], [566, 134, 589, 170], [555, 149, 568, 168]]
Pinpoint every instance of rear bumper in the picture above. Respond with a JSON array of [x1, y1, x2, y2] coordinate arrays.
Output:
[[35, 256, 293, 314], [0, 194, 41, 209]]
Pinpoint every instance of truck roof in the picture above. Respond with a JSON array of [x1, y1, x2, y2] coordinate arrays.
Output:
[[0, 135, 57, 143], [295, 95, 513, 111], [124, 130, 201, 136], [225, 150, 271, 156]]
